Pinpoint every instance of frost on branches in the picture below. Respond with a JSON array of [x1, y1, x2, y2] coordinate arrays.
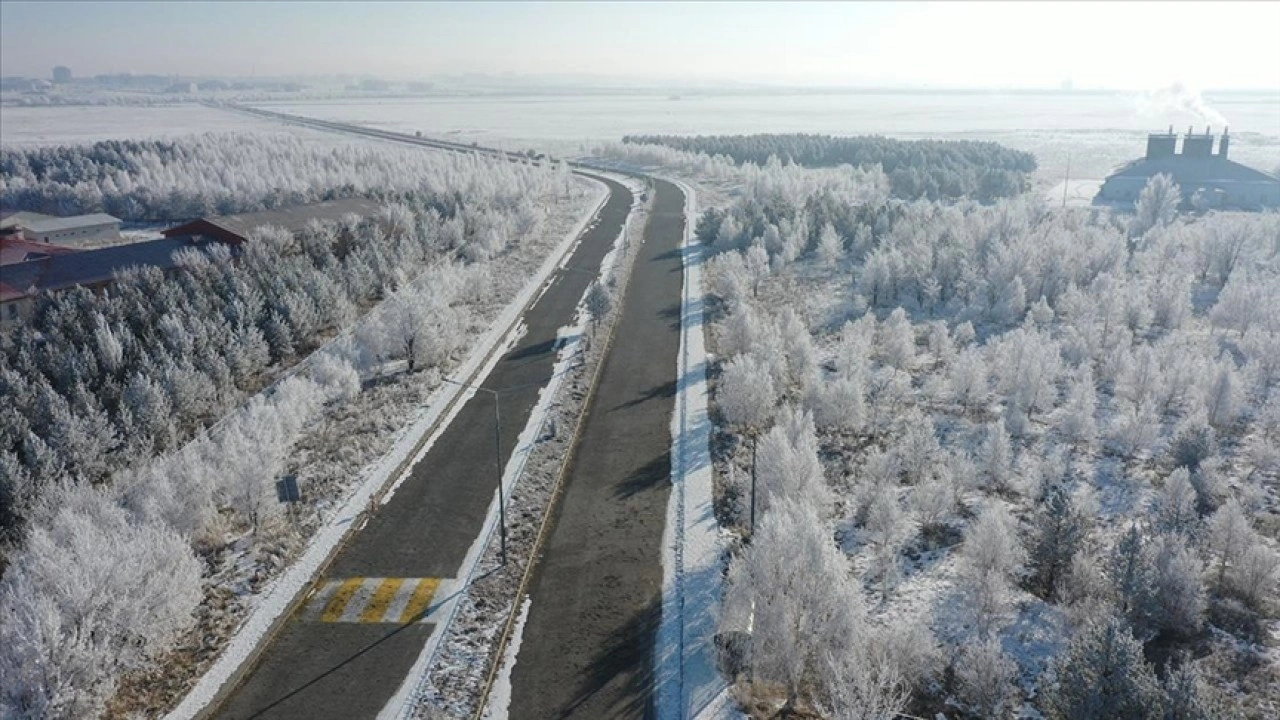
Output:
[[682, 151, 1280, 718], [0, 137, 591, 718]]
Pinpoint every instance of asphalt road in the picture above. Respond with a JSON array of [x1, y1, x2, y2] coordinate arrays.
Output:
[[214, 176, 633, 720], [507, 178, 685, 720]]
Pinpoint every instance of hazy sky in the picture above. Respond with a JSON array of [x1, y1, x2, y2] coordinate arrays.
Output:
[[3, 1, 1279, 90]]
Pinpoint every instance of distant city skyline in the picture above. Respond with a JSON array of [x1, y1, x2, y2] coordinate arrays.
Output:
[[2, 1, 1279, 92]]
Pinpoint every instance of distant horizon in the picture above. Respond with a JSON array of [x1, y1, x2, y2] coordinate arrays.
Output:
[[4, 2, 1279, 92], [10, 69, 1280, 97]]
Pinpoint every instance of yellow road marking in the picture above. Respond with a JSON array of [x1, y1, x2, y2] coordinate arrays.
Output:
[[400, 578, 441, 623], [360, 578, 405, 623], [321, 578, 366, 622]]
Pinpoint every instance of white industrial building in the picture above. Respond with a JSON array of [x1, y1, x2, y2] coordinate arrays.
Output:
[[1097, 127, 1280, 211], [19, 213, 122, 246]]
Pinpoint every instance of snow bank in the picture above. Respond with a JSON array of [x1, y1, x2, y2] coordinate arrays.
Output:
[[655, 178, 737, 719], [480, 597, 531, 720], [164, 178, 609, 720]]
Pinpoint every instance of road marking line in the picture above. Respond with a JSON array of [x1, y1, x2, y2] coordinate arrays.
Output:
[[340, 578, 381, 623], [321, 577, 366, 622], [384, 578, 419, 622], [360, 578, 405, 623], [400, 578, 441, 623], [301, 580, 343, 622]]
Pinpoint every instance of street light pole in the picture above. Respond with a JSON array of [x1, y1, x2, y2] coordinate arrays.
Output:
[[441, 338, 587, 568], [443, 379, 508, 566], [491, 390, 507, 566]]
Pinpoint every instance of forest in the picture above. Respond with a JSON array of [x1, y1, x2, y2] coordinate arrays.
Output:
[[601, 139, 1280, 718], [0, 133, 566, 221], [0, 135, 585, 717], [622, 133, 1036, 202]]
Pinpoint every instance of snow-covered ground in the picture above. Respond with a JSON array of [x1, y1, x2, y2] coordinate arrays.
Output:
[[6, 92, 1278, 184], [655, 178, 737, 719]]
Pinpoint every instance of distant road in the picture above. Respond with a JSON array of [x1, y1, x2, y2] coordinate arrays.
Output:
[[506, 178, 686, 719], [214, 103, 554, 165]]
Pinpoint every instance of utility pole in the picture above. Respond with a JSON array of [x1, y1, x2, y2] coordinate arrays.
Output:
[[750, 433, 758, 536]]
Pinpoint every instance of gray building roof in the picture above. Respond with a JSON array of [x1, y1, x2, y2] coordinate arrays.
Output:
[[1, 235, 217, 302], [1107, 156, 1280, 186], [163, 197, 383, 243], [0, 211, 56, 232], [22, 213, 121, 233]]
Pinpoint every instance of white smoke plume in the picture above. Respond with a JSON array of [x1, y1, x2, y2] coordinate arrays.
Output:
[[1135, 82, 1229, 129]]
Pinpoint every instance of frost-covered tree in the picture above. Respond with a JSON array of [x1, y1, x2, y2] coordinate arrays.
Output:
[[1040, 615, 1164, 720], [959, 503, 1026, 628], [863, 488, 918, 593], [978, 421, 1016, 494], [756, 406, 829, 512], [912, 470, 957, 536], [717, 353, 776, 436], [1142, 533, 1206, 639], [744, 241, 770, 297], [948, 348, 990, 412], [1227, 542, 1280, 612], [805, 375, 866, 434], [1057, 368, 1098, 448], [1155, 468, 1199, 535], [878, 307, 916, 370], [1130, 173, 1180, 237], [953, 635, 1019, 719], [584, 280, 614, 335], [721, 500, 904, 715], [1203, 362, 1240, 430], [816, 222, 843, 266], [1204, 498, 1254, 592], [1168, 414, 1217, 472], [1108, 524, 1151, 622], [778, 308, 817, 389], [0, 489, 202, 718]]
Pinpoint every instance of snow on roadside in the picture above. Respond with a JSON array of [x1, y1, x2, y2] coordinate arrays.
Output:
[[164, 178, 610, 720], [480, 597, 531, 720], [655, 178, 738, 720]]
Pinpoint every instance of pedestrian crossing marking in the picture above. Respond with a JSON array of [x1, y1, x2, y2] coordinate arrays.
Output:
[[401, 578, 441, 623], [359, 578, 405, 623], [303, 578, 443, 624], [321, 578, 366, 622]]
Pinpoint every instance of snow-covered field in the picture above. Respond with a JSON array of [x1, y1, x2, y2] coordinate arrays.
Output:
[[4, 91, 1277, 185]]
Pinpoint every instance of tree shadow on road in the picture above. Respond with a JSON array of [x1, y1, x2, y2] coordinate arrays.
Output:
[[553, 598, 661, 720], [611, 379, 677, 412], [614, 452, 672, 501]]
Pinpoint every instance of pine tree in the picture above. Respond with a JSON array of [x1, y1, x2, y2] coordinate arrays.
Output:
[[1041, 616, 1164, 720], [1028, 485, 1091, 598], [1162, 658, 1225, 720]]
